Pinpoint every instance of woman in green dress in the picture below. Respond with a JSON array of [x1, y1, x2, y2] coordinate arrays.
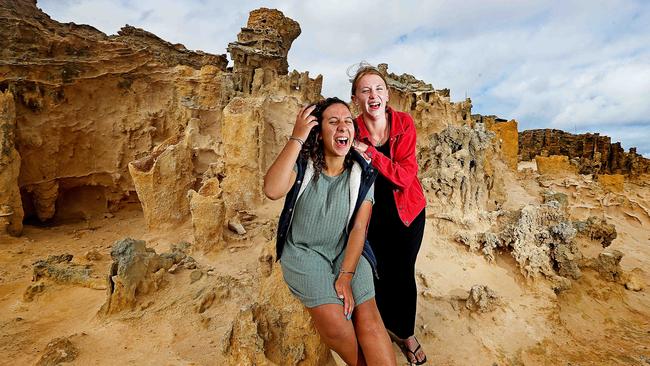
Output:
[[263, 97, 395, 365]]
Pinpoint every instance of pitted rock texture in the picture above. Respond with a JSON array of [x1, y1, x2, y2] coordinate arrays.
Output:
[[465, 285, 501, 313], [188, 177, 226, 252], [36, 336, 79, 366], [456, 203, 584, 282], [31, 253, 104, 289], [222, 242, 332, 365], [228, 8, 301, 94], [0, 2, 319, 227], [379, 63, 473, 140], [574, 216, 617, 248], [0, 90, 22, 235], [519, 129, 650, 176], [419, 124, 505, 217], [100, 238, 185, 314]]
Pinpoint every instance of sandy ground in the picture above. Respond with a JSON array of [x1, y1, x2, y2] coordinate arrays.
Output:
[[1, 169, 649, 365]]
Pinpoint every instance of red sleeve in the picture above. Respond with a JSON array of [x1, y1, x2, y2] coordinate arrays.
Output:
[[366, 114, 418, 190]]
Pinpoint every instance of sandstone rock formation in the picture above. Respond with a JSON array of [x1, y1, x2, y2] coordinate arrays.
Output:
[[574, 216, 617, 248], [0, 90, 23, 235], [419, 124, 506, 218], [0, 1, 325, 236], [519, 129, 650, 176], [380, 63, 473, 142], [36, 336, 79, 366], [486, 119, 519, 170], [535, 155, 577, 176], [227, 8, 301, 94], [456, 202, 584, 284], [188, 178, 226, 252], [596, 173, 625, 193], [465, 285, 501, 313], [100, 238, 186, 314], [222, 241, 333, 365], [128, 132, 193, 230], [0, 0, 231, 224], [31, 253, 104, 290]]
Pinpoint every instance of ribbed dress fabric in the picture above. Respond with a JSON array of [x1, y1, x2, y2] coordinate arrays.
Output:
[[280, 169, 375, 308]]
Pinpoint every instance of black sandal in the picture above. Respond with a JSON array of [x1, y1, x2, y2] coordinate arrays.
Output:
[[397, 335, 427, 365]]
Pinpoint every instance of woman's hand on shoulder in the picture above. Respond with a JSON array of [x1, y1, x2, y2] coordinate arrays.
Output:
[[352, 139, 371, 160]]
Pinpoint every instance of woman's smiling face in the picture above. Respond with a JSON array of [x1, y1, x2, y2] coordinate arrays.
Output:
[[352, 73, 389, 118], [319, 103, 355, 157]]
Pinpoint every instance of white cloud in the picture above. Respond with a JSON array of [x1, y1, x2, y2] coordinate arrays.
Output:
[[38, 0, 650, 157]]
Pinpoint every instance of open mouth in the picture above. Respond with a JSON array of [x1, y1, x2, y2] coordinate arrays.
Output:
[[335, 137, 349, 148], [369, 101, 381, 110]]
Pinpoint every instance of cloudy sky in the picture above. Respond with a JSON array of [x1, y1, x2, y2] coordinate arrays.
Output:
[[39, 0, 650, 157]]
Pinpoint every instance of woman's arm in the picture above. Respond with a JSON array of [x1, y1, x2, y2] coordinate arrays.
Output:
[[354, 116, 419, 190], [263, 105, 317, 200], [334, 200, 373, 319]]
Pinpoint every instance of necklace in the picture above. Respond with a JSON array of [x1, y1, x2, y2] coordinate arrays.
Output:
[[373, 120, 390, 147]]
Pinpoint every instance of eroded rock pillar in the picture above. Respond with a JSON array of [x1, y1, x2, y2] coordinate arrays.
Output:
[[0, 91, 24, 236]]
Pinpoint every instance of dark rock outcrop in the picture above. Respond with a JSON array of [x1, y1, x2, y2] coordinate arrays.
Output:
[[518, 129, 650, 175]]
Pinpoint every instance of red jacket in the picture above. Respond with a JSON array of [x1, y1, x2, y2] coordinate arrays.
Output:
[[355, 107, 426, 226]]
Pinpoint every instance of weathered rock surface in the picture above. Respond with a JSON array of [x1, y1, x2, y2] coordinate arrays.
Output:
[[99, 238, 185, 314], [0, 90, 23, 235], [535, 155, 577, 176], [519, 129, 650, 176], [419, 124, 505, 218], [380, 63, 473, 142], [227, 8, 301, 92], [188, 177, 226, 252], [624, 268, 645, 291], [597, 173, 625, 193], [128, 132, 193, 230], [487, 120, 519, 170], [465, 285, 501, 313], [589, 250, 625, 283], [0, 0, 235, 224], [574, 216, 617, 248], [31, 253, 104, 289], [36, 336, 79, 366], [0, 2, 322, 227], [458, 203, 585, 283], [222, 242, 333, 365]]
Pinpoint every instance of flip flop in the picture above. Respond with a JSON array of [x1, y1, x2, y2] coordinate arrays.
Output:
[[399, 336, 427, 365], [388, 331, 427, 365]]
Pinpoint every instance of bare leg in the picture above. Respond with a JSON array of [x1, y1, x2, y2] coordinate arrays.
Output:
[[353, 299, 396, 366], [307, 304, 366, 366]]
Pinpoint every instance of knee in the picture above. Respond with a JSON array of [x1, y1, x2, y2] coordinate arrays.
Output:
[[318, 321, 353, 343], [355, 314, 386, 340]]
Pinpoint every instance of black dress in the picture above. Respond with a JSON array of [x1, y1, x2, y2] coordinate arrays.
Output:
[[367, 140, 426, 339]]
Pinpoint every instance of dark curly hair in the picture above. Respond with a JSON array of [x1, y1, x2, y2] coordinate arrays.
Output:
[[300, 97, 355, 182]]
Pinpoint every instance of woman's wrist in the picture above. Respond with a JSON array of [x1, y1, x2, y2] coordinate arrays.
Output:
[[339, 269, 355, 278], [288, 136, 304, 146]]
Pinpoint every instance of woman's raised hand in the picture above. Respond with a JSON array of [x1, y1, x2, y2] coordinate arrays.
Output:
[[291, 105, 319, 142]]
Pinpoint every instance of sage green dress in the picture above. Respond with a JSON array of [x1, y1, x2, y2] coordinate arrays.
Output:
[[280, 169, 375, 308]]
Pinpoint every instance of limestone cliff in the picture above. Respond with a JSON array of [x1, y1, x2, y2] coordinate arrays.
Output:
[[380, 63, 473, 142], [519, 129, 650, 176], [0, 1, 320, 232]]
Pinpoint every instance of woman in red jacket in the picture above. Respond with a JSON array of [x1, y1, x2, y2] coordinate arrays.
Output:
[[351, 64, 427, 365]]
